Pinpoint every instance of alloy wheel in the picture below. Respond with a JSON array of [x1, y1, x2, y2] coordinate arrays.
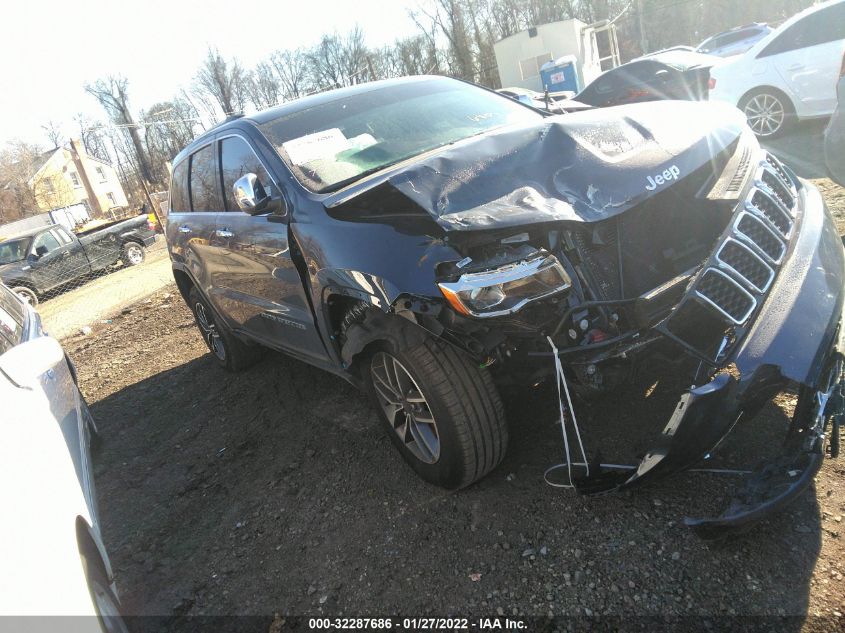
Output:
[[125, 244, 143, 265], [194, 302, 226, 361], [370, 352, 440, 464], [744, 93, 785, 137]]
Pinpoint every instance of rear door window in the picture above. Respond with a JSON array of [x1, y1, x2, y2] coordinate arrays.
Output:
[[170, 159, 190, 213], [189, 144, 223, 212], [218, 136, 273, 212], [759, 4, 845, 57]]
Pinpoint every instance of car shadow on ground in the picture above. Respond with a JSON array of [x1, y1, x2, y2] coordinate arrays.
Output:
[[763, 119, 830, 180], [89, 349, 822, 628]]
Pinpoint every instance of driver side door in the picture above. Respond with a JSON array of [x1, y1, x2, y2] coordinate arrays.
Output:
[[212, 132, 328, 363], [28, 230, 75, 291]]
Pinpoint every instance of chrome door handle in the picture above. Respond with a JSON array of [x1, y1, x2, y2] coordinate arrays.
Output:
[[215, 229, 234, 238], [178, 225, 192, 234], [787, 63, 805, 71]]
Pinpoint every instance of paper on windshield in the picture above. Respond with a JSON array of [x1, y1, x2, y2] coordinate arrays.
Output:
[[283, 128, 350, 166]]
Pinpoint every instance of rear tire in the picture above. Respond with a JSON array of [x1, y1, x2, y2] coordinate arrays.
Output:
[[364, 330, 508, 489], [188, 287, 264, 372], [121, 242, 145, 266], [739, 88, 794, 138], [11, 286, 38, 306]]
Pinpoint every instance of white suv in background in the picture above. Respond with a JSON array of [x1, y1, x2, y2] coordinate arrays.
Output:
[[709, 0, 845, 137]]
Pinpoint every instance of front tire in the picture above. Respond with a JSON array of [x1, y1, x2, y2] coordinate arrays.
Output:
[[365, 334, 508, 489], [188, 287, 264, 372], [11, 286, 38, 306], [739, 88, 794, 138], [122, 242, 145, 266]]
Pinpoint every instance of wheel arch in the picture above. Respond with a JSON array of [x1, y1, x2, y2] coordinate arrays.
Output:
[[171, 266, 197, 305], [738, 85, 796, 113], [7, 279, 41, 298], [75, 516, 112, 585]]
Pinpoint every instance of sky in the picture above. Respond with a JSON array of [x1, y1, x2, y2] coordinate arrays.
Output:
[[0, 0, 421, 147]]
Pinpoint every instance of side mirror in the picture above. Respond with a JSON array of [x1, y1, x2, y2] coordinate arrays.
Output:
[[233, 173, 271, 215], [34, 245, 48, 259], [0, 336, 65, 388]]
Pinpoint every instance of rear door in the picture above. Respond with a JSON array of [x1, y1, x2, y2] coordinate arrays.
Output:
[[760, 2, 845, 116], [27, 230, 74, 290], [50, 226, 91, 282], [213, 132, 327, 362], [166, 141, 228, 312]]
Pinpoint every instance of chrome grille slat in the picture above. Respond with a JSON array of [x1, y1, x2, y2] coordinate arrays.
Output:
[[695, 268, 756, 324], [747, 188, 792, 238], [734, 211, 786, 264], [765, 153, 793, 192], [715, 238, 774, 293], [760, 169, 795, 212]]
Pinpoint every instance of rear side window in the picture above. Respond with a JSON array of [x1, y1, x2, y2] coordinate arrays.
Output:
[[52, 227, 73, 244], [189, 144, 223, 212], [32, 231, 61, 255], [593, 72, 618, 94], [759, 4, 845, 57], [170, 160, 189, 213], [219, 136, 273, 212]]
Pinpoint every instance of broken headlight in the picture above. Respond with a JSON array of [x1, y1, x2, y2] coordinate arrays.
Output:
[[438, 252, 571, 318]]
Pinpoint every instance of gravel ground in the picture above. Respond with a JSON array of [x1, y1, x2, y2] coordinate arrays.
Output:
[[63, 179, 845, 632]]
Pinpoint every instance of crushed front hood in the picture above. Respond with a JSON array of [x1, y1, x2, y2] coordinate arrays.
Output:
[[328, 100, 746, 232]]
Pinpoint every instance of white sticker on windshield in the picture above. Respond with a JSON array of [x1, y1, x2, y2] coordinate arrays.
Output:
[[282, 128, 350, 166]]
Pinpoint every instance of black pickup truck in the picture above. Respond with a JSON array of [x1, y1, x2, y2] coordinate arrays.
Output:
[[0, 214, 156, 305]]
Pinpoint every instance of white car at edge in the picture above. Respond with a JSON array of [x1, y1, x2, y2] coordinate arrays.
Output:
[[0, 283, 127, 632], [709, 0, 845, 138]]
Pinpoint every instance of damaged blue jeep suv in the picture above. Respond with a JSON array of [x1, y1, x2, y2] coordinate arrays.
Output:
[[166, 75, 845, 539]]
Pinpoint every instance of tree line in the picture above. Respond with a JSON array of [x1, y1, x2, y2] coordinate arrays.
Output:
[[0, 0, 811, 222]]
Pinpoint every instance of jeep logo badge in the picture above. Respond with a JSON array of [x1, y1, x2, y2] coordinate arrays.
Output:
[[645, 165, 681, 191]]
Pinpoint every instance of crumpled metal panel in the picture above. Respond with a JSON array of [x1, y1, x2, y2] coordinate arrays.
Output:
[[328, 101, 746, 232]]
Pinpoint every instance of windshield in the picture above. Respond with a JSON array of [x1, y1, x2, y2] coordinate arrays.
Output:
[[0, 239, 31, 265], [655, 51, 719, 70], [259, 77, 543, 192]]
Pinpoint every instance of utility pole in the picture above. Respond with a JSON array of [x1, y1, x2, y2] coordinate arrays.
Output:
[[636, 0, 649, 55]]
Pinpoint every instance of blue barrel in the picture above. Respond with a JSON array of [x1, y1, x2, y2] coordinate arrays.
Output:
[[540, 56, 580, 93]]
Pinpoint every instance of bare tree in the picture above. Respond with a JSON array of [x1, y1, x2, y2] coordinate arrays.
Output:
[[246, 61, 283, 110], [271, 48, 312, 99], [84, 76, 155, 185], [193, 47, 248, 118], [307, 27, 371, 90], [74, 114, 111, 163], [143, 97, 201, 185], [41, 121, 64, 148]]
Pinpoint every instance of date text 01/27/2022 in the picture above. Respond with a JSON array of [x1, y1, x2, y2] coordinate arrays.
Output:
[[307, 617, 527, 630]]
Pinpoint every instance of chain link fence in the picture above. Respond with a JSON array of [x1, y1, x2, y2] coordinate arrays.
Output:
[[0, 210, 175, 339]]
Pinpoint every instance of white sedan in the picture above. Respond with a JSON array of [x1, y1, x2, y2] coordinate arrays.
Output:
[[709, 0, 845, 137], [0, 284, 126, 631]]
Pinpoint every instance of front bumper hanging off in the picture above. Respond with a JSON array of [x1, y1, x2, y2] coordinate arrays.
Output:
[[569, 171, 845, 539]]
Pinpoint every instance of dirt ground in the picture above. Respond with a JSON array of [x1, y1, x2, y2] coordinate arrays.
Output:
[[39, 240, 172, 339], [64, 179, 845, 632]]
